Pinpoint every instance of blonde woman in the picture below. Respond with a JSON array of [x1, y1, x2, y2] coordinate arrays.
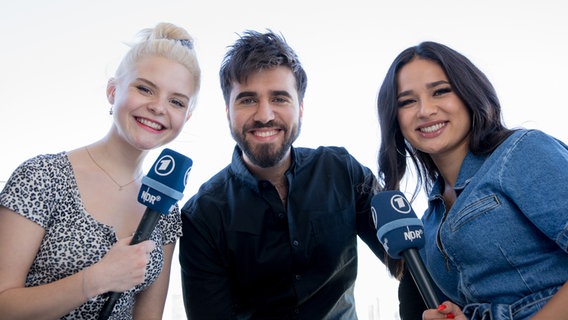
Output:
[[0, 22, 200, 319]]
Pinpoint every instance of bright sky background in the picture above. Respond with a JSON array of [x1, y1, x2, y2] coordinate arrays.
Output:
[[1, 1, 567, 319]]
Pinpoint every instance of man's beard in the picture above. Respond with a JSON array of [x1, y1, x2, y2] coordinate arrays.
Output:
[[231, 120, 301, 168]]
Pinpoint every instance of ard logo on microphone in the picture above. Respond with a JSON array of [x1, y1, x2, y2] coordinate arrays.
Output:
[[154, 155, 176, 176], [140, 154, 178, 206], [153, 153, 192, 187], [390, 194, 424, 242], [391, 194, 412, 214]]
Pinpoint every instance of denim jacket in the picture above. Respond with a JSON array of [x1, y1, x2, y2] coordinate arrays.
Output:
[[421, 129, 568, 319]]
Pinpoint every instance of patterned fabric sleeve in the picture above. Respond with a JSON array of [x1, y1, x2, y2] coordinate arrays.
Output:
[[157, 204, 183, 245], [0, 154, 60, 228]]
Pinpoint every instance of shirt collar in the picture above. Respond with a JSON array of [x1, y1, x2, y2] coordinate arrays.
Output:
[[229, 145, 297, 190], [429, 151, 488, 201], [454, 152, 487, 190]]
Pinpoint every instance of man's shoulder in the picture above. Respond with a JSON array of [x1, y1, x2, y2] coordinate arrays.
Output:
[[197, 165, 233, 193], [294, 145, 351, 160], [182, 167, 232, 214], [294, 145, 362, 166]]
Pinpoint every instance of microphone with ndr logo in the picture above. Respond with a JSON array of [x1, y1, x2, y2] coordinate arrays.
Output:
[[371, 190, 441, 310], [98, 148, 193, 319]]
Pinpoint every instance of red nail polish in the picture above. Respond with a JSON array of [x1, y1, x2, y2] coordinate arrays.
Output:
[[446, 313, 455, 319], [437, 304, 447, 311]]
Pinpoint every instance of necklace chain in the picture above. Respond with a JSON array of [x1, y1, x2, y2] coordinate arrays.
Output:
[[85, 146, 142, 191]]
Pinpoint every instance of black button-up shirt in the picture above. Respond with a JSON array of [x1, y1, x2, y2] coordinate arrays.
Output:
[[180, 146, 386, 319]]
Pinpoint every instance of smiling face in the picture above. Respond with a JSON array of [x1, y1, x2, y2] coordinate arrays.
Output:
[[396, 58, 471, 162], [226, 66, 303, 169], [107, 56, 195, 150]]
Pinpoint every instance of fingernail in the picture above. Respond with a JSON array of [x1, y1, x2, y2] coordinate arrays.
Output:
[[437, 304, 447, 311], [446, 313, 455, 319]]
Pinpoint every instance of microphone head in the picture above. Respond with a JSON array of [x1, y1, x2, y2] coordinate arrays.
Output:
[[371, 190, 425, 258], [138, 148, 193, 214]]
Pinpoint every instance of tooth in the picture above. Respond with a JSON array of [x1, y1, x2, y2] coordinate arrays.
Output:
[[256, 131, 276, 137], [138, 118, 162, 130], [421, 123, 444, 133]]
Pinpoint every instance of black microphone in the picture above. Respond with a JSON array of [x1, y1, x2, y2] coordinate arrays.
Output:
[[371, 190, 440, 309], [98, 148, 193, 320]]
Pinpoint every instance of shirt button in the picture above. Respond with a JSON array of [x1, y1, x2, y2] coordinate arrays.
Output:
[[277, 213, 285, 219], [295, 274, 301, 280], [292, 240, 299, 247]]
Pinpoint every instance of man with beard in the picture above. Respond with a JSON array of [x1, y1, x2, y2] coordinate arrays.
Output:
[[179, 30, 387, 319]]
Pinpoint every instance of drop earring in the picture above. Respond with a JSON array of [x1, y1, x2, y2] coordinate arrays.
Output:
[[109, 107, 113, 115]]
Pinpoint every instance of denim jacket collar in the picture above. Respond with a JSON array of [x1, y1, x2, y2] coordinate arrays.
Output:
[[428, 151, 489, 208]]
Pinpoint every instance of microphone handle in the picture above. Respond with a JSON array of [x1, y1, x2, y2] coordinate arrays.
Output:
[[98, 209, 162, 320], [131, 208, 162, 245], [402, 248, 440, 309]]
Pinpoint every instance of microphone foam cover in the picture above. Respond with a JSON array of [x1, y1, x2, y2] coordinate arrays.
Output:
[[371, 190, 425, 258], [137, 148, 193, 214]]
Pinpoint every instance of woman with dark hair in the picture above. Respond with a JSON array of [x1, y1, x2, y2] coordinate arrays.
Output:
[[377, 41, 568, 319]]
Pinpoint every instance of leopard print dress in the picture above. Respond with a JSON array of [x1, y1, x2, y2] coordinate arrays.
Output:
[[0, 152, 182, 319]]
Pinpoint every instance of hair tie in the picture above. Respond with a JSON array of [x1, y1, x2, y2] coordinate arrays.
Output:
[[178, 39, 193, 49]]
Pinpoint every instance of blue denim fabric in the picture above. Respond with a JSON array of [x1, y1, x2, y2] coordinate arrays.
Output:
[[462, 286, 558, 320], [421, 129, 568, 319]]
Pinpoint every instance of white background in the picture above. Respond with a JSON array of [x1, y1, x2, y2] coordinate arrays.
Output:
[[1, 1, 567, 319]]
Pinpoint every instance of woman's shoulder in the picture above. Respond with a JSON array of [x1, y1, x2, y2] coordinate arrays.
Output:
[[491, 129, 568, 175], [506, 128, 567, 151], [1, 152, 71, 227], [18, 152, 69, 170], [4, 152, 71, 192]]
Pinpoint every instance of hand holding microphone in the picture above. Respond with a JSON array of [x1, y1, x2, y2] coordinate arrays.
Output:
[[98, 148, 193, 320], [92, 236, 156, 294], [371, 190, 440, 310]]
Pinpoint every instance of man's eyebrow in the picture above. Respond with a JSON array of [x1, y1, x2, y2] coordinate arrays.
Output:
[[271, 90, 292, 98], [234, 91, 257, 101]]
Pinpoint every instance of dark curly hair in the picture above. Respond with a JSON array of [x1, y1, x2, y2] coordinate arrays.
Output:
[[219, 30, 307, 106]]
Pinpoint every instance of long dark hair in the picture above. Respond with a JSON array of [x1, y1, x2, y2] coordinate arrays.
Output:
[[376, 41, 514, 277]]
